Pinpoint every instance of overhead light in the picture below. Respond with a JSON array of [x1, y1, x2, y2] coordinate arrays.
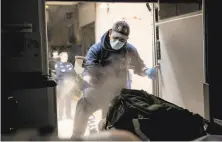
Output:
[[46, 5, 49, 9]]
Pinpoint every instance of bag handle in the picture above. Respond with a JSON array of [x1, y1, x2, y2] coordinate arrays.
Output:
[[132, 119, 150, 141]]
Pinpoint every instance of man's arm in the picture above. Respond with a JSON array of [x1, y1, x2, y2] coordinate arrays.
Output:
[[127, 44, 147, 76], [83, 44, 103, 83], [127, 44, 159, 79]]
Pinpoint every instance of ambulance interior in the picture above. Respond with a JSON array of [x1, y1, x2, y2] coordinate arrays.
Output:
[[1, 0, 222, 141]]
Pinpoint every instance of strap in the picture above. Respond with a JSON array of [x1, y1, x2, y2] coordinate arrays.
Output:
[[132, 119, 150, 141]]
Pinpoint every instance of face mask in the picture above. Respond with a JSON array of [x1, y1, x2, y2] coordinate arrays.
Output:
[[110, 39, 125, 50]]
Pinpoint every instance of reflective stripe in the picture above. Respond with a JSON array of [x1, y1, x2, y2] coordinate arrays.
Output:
[[132, 119, 149, 141], [88, 115, 97, 132]]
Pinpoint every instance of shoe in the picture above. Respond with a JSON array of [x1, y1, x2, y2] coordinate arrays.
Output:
[[89, 129, 98, 134], [71, 132, 84, 138]]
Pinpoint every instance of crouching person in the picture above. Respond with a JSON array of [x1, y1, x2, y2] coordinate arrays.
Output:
[[72, 21, 159, 137]]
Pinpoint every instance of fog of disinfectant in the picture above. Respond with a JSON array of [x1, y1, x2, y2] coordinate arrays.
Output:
[[47, 2, 152, 138], [57, 55, 130, 138]]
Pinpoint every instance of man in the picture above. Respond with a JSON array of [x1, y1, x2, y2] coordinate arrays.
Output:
[[55, 52, 76, 120], [73, 21, 159, 136]]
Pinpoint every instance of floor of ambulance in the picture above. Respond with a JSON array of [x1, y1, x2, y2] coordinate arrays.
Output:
[[57, 100, 102, 139]]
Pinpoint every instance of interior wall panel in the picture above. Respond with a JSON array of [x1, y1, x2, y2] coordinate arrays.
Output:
[[158, 13, 204, 116]]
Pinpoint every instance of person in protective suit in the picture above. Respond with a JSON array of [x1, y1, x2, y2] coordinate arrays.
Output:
[[73, 21, 159, 136], [55, 52, 76, 120]]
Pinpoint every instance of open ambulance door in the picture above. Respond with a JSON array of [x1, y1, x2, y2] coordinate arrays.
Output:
[[151, 2, 205, 116]]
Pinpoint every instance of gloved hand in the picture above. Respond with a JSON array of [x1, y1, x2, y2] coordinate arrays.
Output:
[[146, 65, 160, 80]]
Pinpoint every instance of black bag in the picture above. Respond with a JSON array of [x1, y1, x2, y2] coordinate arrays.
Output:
[[105, 89, 207, 141]]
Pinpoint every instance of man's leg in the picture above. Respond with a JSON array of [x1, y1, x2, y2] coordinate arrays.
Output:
[[57, 82, 64, 120], [102, 106, 109, 119], [57, 97, 64, 120], [72, 88, 102, 137], [65, 94, 73, 119]]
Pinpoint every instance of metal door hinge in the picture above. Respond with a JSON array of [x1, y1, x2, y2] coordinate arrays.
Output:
[[155, 26, 161, 60], [154, 8, 159, 22], [156, 40, 161, 60], [156, 26, 159, 40]]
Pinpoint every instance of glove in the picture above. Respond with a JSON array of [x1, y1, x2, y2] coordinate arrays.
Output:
[[146, 67, 157, 80]]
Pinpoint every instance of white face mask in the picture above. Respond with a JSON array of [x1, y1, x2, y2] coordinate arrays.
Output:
[[110, 39, 125, 50]]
